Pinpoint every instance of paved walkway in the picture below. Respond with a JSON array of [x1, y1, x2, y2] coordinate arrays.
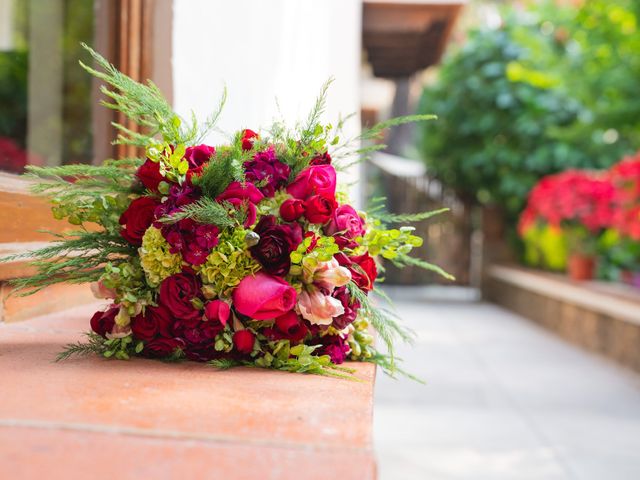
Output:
[[375, 288, 640, 480]]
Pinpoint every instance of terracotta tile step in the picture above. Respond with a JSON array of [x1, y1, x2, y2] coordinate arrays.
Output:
[[0, 303, 377, 479]]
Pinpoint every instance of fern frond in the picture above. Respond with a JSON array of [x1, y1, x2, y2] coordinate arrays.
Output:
[[56, 332, 108, 362], [374, 208, 450, 225], [80, 43, 195, 146], [392, 254, 455, 281], [157, 197, 235, 228]]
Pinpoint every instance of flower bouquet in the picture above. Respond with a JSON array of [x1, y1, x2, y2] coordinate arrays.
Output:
[[6, 45, 449, 379]]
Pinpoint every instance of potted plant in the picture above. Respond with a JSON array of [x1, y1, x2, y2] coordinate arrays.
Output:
[[519, 170, 615, 281]]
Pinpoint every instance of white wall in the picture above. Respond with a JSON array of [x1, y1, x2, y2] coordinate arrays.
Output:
[[172, 0, 362, 198]]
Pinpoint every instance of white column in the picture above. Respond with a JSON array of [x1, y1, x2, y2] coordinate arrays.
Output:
[[171, 0, 362, 201]]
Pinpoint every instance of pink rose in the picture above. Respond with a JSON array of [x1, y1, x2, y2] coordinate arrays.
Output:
[[324, 205, 365, 239], [286, 165, 337, 200], [297, 288, 345, 326], [232, 272, 297, 320]]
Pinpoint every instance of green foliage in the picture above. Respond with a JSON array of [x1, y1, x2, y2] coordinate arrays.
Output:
[[25, 162, 137, 232], [80, 43, 225, 148], [418, 13, 591, 217], [371, 207, 450, 226], [157, 197, 235, 228], [521, 223, 568, 271], [348, 282, 415, 370], [209, 341, 359, 380], [5, 231, 135, 295], [57, 333, 144, 362], [56, 332, 108, 362], [192, 152, 244, 199]]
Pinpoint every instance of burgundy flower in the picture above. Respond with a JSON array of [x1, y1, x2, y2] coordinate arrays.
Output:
[[233, 330, 255, 354], [275, 311, 309, 343], [131, 313, 158, 341], [280, 198, 305, 222], [310, 151, 332, 166], [144, 338, 185, 358], [184, 343, 219, 362], [119, 196, 159, 246], [243, 147, 291, 197], [304, 194, 337, 224], [145, 304, 174, 338], [331, 286, 360, 330], [90, 307, 118, 338], [286, 165, 337, 200], [136, 159, 165, 192], [158, 272, 203, 322], [249, 215, 303, 276], [216, 181, 264, 227], [317, 335, 350, 364], [241, 129, 259, 151]]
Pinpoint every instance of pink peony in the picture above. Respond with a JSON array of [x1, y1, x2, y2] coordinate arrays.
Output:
[[232, 272, 297, 320], [297, 288, 345, 326]]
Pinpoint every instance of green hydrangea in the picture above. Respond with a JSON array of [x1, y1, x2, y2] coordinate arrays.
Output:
[[197, 227, 261, 298], [101, 258, 154, 316], [139, 226, 183, 287]]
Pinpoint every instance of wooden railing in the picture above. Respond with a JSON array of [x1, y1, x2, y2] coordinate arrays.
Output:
[[366, 153, 477, 286]]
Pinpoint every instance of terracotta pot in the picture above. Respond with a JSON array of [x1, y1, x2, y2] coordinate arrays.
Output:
[[567, 253, 595, 281]]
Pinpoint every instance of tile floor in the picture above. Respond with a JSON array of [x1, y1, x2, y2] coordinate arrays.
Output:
[[375, 288, 640, 480]]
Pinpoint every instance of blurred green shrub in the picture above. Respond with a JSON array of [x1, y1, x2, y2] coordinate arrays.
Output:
[[417, 1, 640, 219]]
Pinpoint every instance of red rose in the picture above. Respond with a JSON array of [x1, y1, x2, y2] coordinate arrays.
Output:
[[233, 330, 255, 354], [336, 252, 377, 291], [144, 338, 185, 358], [90, 307, 118, 338], [216, 181, 264, 227], [286, 165, 337, 200], [119, 196, 159, 246], [158, 272, 203, 322], [250, 215, 303, 275], [275, 311, 309, 343], [279, 198, 305, 222], [241, 129, 259, 151], [304, 194, 337, 224], [184, 144, 215, 169], [131, 312, 158, 341], [136, 159, 164, 192], [184, 144, 215, 183], [233, 272, 297, 320]]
